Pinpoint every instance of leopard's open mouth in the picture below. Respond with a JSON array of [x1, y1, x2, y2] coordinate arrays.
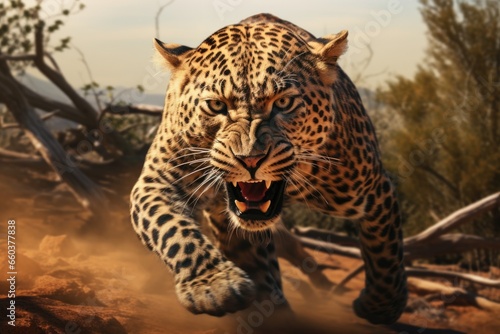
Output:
[[226, 180, 286, 221]]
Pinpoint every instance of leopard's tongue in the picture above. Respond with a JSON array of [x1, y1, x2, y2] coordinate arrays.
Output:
[[238, 181, 267, 202]]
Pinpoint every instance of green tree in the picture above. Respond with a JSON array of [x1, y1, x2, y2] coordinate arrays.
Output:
[[376, 0, 500, 237]]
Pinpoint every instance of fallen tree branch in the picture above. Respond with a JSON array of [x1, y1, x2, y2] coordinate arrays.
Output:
[[405, 192, 500, 246], [0, 147, 43, 162], [297, 231, 500, 261], [406, 267, 500, 288], [408, 277, 500, 312], [292, 226, 358, 247], [327, 264, 500, 295], [40, 110, 61, 121], [330, 263, 364, 294], [297, 235, 361, 258], [405, 233, 500, 260], [103, 104, 163, 116], [0, 121, 19, 129]]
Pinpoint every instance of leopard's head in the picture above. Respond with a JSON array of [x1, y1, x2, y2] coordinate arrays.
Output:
[[155, 20, 347, 231]]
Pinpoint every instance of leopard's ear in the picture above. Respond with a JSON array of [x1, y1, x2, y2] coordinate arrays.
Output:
[[154, 38, 193, 69], [309, 30, 348, 84], [309, 30, 348, 64]]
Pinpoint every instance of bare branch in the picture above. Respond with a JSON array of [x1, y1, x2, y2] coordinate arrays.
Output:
[[330, 264, 364, 294], [72, 45, 103, 112], [43, 52, 62, 74], [297, 236, 361, 259], [296, 230, 500, 261], [329, 263, 500, 296], [0, 54, 36, 62], [407, 267, 500, 289], [103, 103, 163, 117], [117, 122, 150, 134], [405, 192, 500, 245], [33, 23, 98, 123], [406, 233, 500, 260], [1, 110, 60, 129], [155, 0, 175, 39], [417, 164, 461, 199], [292, 226, 358, 247], [0, 147, 43, 162], [408, 277, 500, 312], [40, 110, 60, 120], [23, 87, 89, 125], [0, 121, 19, 129]]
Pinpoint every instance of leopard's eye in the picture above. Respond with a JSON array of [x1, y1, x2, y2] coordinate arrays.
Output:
[[273, 96, 294, 112], [206, 100, 227, 115]]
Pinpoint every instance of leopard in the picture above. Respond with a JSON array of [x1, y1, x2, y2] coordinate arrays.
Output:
[[130, 13, 407, 325]]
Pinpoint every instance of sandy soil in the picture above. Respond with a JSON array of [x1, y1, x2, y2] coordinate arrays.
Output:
[[0, 167, 499, 334]]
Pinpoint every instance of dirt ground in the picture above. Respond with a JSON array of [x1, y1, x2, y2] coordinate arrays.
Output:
[[1, 165, 499, 334]]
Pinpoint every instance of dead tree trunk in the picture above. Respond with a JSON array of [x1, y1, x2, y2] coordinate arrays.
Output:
[[0, 73, 106, 212]]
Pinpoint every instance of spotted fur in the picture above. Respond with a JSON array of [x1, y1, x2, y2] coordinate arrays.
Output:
[[130, 13, 407, 324]]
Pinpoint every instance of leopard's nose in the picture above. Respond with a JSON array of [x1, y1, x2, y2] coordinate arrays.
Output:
[[236, 153, 267, 169]]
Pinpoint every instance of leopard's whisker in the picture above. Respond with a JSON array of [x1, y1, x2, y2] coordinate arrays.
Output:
[[166, 148, 210, 164], [213, 177, 225, 197], [297, 150, 342, 165], [276, 51, 307, 77], [181, 171, 218, 213], [227, 218, 238, 244], [168, 157, 212, 170], [290, 166, 324, 185], [188, 172, 223, 215], [170, 164, 213, 185], [295, 158, 331, 172], [283, 175, 312, 211], [289, 169, 330, 206]]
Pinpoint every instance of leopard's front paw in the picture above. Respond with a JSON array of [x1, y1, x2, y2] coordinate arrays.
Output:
[[175, 261, 256, 316], [353, 288, 408, 325]]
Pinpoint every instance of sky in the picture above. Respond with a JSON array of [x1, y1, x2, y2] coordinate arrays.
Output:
[[39, 0, 428, 97]]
